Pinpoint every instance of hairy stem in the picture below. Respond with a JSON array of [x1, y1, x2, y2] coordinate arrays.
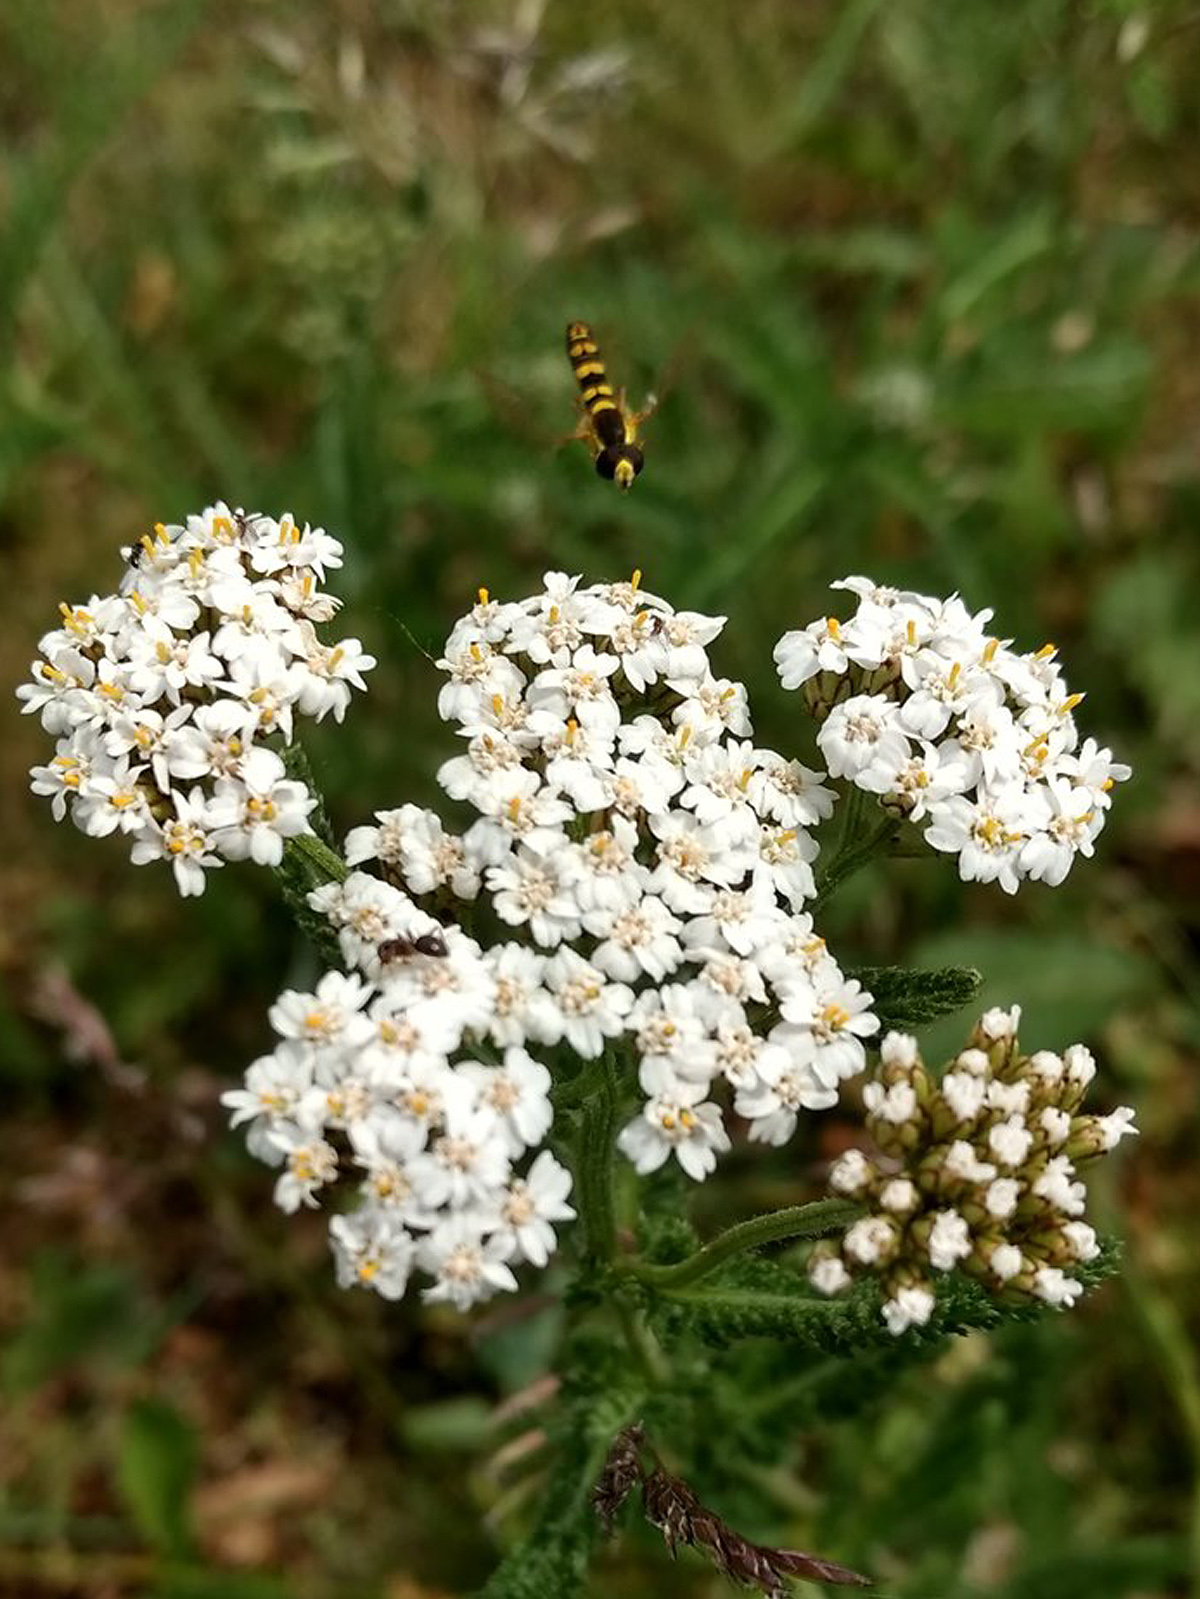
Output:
[[286, 830, 349, 886], [623, 1198, 862, 1290], [813, 784, 897, 909], [616, 1298, 670, 1385], [576, 1058, 619, 1264]]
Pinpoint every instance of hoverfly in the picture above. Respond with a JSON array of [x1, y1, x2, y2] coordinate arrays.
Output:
[[378, 931, 448, 963], [565, 320, 657, 491]]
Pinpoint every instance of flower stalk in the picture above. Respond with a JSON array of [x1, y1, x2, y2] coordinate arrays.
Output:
[[622, 1197, 863, 1291]]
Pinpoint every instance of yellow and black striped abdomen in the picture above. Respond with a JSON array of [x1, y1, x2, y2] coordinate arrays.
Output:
[[566, 321, 626, 448]]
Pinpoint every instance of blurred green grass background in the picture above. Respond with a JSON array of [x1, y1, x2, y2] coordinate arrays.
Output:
[[2, 1, 1200, 1595]]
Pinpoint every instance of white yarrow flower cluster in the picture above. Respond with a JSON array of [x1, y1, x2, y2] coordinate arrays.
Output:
[[18, 504, 374, 894], [418, 572, 875, 1179], [774, 577, 1129, 893], [222, 904, 575, 1310], [225, 570, 877, 1310], [809, 1006, 1137, 1335]]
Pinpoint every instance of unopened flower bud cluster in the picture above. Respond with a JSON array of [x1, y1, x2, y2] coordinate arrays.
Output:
[[19, 503, 374, 895], [774, 577, 1130, 894], [808, 1005, 1137, 1335]]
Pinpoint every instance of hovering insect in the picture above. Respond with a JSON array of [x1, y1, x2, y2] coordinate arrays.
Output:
[[378, 931, 448, 963], [565, 320, 657, 491]]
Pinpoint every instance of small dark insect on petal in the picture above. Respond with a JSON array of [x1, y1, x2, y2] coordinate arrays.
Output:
[[377, 937, 417, 962]]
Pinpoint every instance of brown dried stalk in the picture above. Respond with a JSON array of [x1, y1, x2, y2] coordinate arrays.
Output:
[[593, 1424, 871, 1594]]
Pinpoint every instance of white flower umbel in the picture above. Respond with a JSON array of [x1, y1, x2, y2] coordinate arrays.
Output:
[[227, 572, 877, 1312], [806, 1009, 1136, 1336], [19, 504, 374, 894], [774, 577, 1129, 893]]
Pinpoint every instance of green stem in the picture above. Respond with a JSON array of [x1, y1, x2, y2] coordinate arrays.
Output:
[[286, 830, 348, 886], [813, 789, 897, 909], [576, 1058, 619, 1264], [1124, 1266, 1200, 1599], [622, 1198, 861, 1291], [616, 1298, 670, 1385]]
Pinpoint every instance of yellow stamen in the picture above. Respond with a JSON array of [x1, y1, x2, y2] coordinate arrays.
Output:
[[826, 616, 842, 640], [947, 661, 962, 688], [1058, 693, 1085, 715], [1035, 642, 1057, 660], [982, 638, 1000, 663], [478, 586, 490, 606], [631, 568, 642, 591], [906, 618, 917, 646], [507, 795, 522, 822]]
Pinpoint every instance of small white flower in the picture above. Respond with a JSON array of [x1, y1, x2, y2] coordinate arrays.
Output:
[[829, 1148, 873, 1196], [207, 747, 315, 865], [879, 1178, 919, 1213], [927, 1209, 972, 1271], [882, 1285, 936, 1335], [863, 1080, 917, 1126], [1033, 1266, 1083, 1308], [989, 1242, 1024, 1282], [844, 1216, 896, 1266], [330, 1210, 415, 1300], [130, 788, 223, 896], [984, 1178, 1021, 1219], [491, 1151, 576, 1268], [1062, 1220, 1100, 1262], [987, 1116, 1034, 1169], [809, 1255, 851, 1295], [460, 1048, 553, 1156], [617, 1085, 731, 1182], [1098, 1105, 1138, 1150], [544, 949, 634, 1058], [817, 694, 911, 786]]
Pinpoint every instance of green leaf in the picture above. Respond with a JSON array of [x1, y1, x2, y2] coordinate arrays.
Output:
[[851, 964, 983, 1031], [402, 1396, 493, 1453], [117, 1398, 198, 1559], [2, 1253, 160, 1393], [475, 1388, 643, 1599], [909, 929, 1155, 1062]]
